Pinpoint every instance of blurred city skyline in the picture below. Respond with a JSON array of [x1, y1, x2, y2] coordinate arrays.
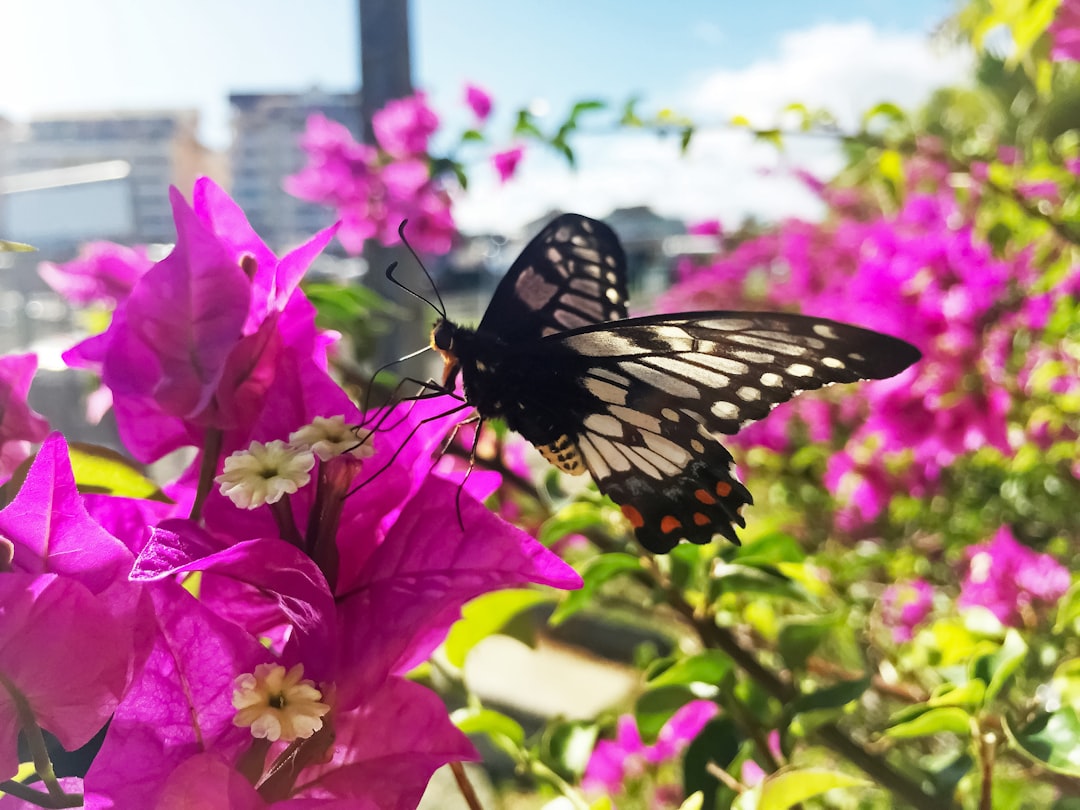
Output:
[[2, 1, 968, 232]]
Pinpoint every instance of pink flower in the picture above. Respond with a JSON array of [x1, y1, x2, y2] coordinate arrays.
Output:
[[287, 108, 457, 255], [492, 145, 525, 183], [1050, 0, 1080, 61], [39, 241, 153, 306], [372, 92, 439, 158], [0, 353, 50, 483], [959, 527, 1070, 626], [583, 700, 718, 796], [881, 579, 934, 642], [464, 82, 493, 122]]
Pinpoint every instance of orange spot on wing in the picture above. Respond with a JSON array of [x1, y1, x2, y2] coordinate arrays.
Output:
[[694, 488, 716, 505], [660, 515, 682, 534], [621, 504, 645, 529], [715, 481, 732, 497], [693, 512, 710, 526]]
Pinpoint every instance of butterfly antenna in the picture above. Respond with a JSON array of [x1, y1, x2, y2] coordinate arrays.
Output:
[[384, 219, 448, 319]]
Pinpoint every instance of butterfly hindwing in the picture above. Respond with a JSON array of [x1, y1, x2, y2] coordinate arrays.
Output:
[[477, 214, 629, 344]]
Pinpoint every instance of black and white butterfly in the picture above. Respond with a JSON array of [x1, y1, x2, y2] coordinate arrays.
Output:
[[414, 213, 920, 553]]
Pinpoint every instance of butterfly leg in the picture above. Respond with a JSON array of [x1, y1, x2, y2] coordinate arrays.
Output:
[[346, 401, 471, 496]]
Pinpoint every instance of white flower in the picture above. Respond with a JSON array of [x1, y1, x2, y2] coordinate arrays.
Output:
[[290, 415, 375, 461], [215, 440, 316, 509], [232, 663, 330, 742]]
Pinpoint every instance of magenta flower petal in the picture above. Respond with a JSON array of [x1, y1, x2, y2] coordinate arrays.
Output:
[[105, 187, 251, 419], [38, 241, 153, 306], [0, 353, 49, 483], [85, 580, 269, 809], [335, 474, 581, 705], [133, 523, 337, 678], [464, 83, 493, 122], [0, 433, 132, 596], [299, 677, 476, 808], [372, 93, 439, 158], [651, 700, 720, 761], [0, 574, 129, 779], [492, 146, 524, 183], [155, 754, 265, 810]]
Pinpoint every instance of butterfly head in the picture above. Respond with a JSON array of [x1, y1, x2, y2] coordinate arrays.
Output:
[[430, 319, 461, 388]]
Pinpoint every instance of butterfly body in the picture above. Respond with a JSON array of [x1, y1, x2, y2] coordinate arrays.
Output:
[[426, 214, 921, 553]]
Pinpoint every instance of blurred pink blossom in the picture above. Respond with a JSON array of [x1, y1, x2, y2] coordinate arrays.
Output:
[[492, 145, 525, 183], [464, 82, 493, 122], [959, 527, 1070, 626], [882, 579, 934, 642], [1050, 0, 1080, 61]]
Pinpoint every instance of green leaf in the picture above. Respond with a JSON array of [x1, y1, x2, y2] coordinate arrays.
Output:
[[733, 531, 805, 566], [710, 562, 805, 601], [754, 768, 870, 810], [978, 629, 1029, 703], [777, 616, 836, 669], [1054, 581, 1080, 632], [684, 717, 741, 809], [0, 239, 35, 252], [451, 707, 526, 749], [69, 443, 168, 500], [861, 101, 908, 129], [928, 680, 987, 710], [620, 96, 642, 127], [788, 677, 870, 718], [460, 128, 484, 143], [886, 706, 972, 739], [680, 126, 695, 153], [445, 589, 551, 667], [648, 651, 732, 688], [549, 552, 641, 625], [538, 500, 608, 547], [1005, 708, 1080, 776], [635, 685, 695, 743], [542, 720, 599, 779], [513, 108, 544, 139]]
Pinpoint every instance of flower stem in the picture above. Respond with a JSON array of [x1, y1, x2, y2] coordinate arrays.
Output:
[[190, 427, 224, 522], [0, 673, 75, 805], [449, 761, 484, 810]]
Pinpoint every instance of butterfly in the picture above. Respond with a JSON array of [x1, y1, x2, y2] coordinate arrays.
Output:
[[418, 213, 920, 553]]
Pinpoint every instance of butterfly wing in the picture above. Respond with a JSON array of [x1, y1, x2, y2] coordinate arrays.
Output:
[[477, 213, 629, 343], [513, 311, 921, 553]]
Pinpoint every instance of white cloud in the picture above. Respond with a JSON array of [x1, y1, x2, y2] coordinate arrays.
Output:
[[454, 21, 971, 236]]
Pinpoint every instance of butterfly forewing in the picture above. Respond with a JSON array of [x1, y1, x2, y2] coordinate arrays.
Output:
[[477, 214, 629, 343]]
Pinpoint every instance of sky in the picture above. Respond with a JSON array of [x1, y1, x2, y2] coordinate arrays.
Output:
[[1, 1, 970, 234]]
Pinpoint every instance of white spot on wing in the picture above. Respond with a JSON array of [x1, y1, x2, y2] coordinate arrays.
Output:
[[642, 355, 729, 389], [697, 318, 755, 331], [589, 367, 630, 386], [584, 413, 623, 437], [661, 407, 680, 422], [569, 333, 650, 357], [761, 372, 784, 387], [813, 323, 840, 339], [787, 363, 815, 377], [578, 436, 611, 480], [514, 266, 559, 308], [822, 357, 846, 369], [589, 434, 632, 472], [736, 386, 761, 401], [609, 405, 662, 434], [642, 432, 691, 467], [711, 400, 740, 420], [584, 377, 628, 405], [620, 361, 699, 399]]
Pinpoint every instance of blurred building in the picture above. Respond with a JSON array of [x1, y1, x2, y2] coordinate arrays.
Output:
[[228, 90, 361, 251], [1, 109, 218, 245]]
